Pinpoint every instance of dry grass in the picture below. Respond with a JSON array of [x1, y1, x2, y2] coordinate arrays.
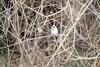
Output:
[[0, 0, 100, 67]]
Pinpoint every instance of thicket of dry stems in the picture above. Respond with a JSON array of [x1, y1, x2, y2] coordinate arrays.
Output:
[[0, 0, 100, 67]]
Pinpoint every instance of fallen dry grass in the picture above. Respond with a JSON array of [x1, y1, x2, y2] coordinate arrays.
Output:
[[0, 0, 100, 67]]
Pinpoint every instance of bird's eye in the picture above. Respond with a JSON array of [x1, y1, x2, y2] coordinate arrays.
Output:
[[53, 26, 55, 28]]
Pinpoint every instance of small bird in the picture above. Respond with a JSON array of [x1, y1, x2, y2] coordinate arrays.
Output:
[[51, 25, 58, 35]]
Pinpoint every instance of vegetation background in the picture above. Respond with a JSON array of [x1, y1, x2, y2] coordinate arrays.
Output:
[[0, 0, 100, 67]]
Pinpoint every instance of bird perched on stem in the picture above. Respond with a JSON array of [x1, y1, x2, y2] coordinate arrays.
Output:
[[51, 25, 58, 35]]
